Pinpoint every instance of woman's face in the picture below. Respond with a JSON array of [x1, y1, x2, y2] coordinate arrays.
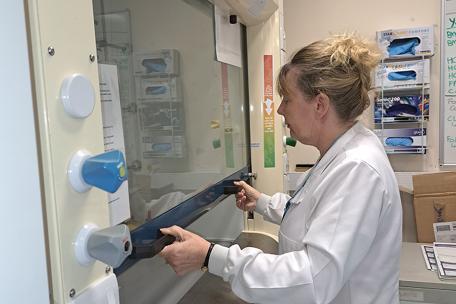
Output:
[[277, 69, 317, 145]]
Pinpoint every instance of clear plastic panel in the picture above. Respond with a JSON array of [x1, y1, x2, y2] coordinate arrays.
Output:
[[93, 0, 248, 228]]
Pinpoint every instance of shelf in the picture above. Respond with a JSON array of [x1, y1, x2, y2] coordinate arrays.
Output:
[[374, 87, 430, 95], [138, 99, 182, 104], [142, 126, 184, 132], [374, 84, 430, 93], [374, 61, 430, 156], [380, 54, 433, 62], [374, 117, 429, 124], [374, 126, 427, 155], [385, 147, 427, 155], [374, 26, 433, 157]]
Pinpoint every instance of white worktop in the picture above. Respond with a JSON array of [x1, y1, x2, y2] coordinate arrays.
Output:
[[400, 242, 456, 290]]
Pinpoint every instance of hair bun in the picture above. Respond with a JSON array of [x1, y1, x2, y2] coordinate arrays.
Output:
[[325, 33, 380, 71]]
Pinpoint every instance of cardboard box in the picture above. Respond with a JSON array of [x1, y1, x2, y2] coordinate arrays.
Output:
[[413, 172, 456, 243], [377, 26, 434, 58], [375, 59, 430, 89]]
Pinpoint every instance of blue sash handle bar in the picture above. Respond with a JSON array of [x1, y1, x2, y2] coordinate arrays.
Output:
[[115, 166, 250, 274]]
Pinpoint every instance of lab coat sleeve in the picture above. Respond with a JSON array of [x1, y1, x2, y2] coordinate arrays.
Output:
[[209, 160, 388, 304], [255, 192, 290, 224], [209, 244, 317, 304]]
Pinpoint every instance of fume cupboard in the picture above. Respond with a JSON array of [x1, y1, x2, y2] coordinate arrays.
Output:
[[3, 0, 456, 303], [9, 0, 280, 303]]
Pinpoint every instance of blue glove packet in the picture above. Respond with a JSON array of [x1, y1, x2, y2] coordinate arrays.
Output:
[[387, 37, 420, 56]]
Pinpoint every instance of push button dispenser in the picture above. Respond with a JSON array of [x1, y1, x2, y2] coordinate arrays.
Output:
[[60, 74, 95, 118], [69, 149, 131, 267], [68, 149, 127, 193], [74, 224, 132, 268]]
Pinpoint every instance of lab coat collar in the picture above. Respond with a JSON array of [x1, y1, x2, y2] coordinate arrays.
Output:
[[314, 120, 363, 176], [289, 121, 364, 206]]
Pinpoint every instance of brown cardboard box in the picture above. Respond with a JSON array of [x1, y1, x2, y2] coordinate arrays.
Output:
[[413, 172, 456, 243]]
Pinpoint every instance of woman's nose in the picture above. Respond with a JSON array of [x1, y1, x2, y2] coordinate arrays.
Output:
[[277, 101, 284, 115]]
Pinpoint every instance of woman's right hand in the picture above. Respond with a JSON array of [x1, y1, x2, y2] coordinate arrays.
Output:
[[234, 181, 260, 212]]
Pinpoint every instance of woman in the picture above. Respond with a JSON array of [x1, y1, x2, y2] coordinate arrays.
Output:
[[160, 34, 402, 304]]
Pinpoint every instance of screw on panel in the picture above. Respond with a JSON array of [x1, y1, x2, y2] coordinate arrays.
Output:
[[241, 172, 257, 180], [89, 54, 96, 63], [105, 266, 111, 274], [47, 46, 55, 56], [69, 288, 76, 298]]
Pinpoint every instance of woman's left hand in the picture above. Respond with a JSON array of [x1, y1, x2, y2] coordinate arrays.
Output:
[[159, 225, 211, 276]]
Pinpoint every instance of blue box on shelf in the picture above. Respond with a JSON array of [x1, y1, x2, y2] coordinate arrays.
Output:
[[374, 127, 427, 154], [374, 94, 429, 123]]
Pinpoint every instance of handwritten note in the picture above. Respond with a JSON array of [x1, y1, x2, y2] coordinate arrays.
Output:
[[445, 14, 456, 95], [445, 96, 456, 150], [442, 0, 456, 165]]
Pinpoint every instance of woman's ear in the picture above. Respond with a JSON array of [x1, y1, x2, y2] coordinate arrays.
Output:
[[314, 93, 330, 119]]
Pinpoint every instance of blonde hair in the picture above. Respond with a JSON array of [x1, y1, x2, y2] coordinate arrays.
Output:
[[278, 33, 380, 122]]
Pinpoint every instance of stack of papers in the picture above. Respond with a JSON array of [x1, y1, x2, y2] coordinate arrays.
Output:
[[434, 243, 456, 280], [421, 243, 456, 279], [434, 221, 456, 243], [420, 221, 456, 280], [421, 245, 437, 271]]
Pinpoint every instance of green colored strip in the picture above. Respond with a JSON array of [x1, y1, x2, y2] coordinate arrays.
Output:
[[264, 132, 275, 167], [224, 131, 234, 168]]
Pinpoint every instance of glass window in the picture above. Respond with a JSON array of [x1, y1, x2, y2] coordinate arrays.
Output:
[[93, 0, 249, 228]]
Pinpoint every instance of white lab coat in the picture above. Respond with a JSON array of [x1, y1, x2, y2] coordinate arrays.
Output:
[[209, 121, 402, 304]]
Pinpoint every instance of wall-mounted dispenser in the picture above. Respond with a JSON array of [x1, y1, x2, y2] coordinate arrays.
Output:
[[68, 149, 127, 193]]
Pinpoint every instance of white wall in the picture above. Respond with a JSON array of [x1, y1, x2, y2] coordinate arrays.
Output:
[[283, 0, 441, 173], [0, 1, 50, 303], [246, 0, 285, 236]]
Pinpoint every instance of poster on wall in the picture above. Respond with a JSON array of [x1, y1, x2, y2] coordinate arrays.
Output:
[[263, 55, 275, 168]]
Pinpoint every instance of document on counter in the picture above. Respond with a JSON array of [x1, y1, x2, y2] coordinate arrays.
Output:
[[434, 242, 456, 280], [99, 64, 131, 226], [420, 245, 437, 271], [433, 221, 456, 243]]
